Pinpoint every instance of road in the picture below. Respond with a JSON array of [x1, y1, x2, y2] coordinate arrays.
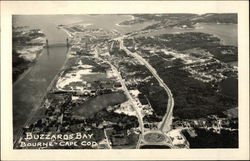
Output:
[[105, 60, 144, 132], [97, 51, 144, 149], [103, 129, 112, 149], [118, 37, 174, 132]]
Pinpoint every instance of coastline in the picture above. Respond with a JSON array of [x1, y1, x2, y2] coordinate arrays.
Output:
[[60, 27, 73, 38], [13, 46, 45, 87], [115, 15, 135, 27], [13, 64, 33, 86], [13, 27, 47, 85]]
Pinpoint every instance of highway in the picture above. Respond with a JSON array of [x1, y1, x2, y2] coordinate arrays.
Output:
[[118, 37, 174, 133]]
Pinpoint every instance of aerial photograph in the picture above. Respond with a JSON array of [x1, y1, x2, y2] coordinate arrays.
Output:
[[12, 14, 238, 149]]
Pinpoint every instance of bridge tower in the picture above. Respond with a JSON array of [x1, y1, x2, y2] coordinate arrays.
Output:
[[46, 39, 49, 48], [66, 37, 69, 48]]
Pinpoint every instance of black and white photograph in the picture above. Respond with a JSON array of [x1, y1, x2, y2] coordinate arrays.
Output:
[[1, 1, 249, 160], [12, 13, 239, 149]]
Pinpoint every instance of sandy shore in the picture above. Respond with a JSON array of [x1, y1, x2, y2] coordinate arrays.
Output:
[[13, 65, 33, 87], [13, 45, 45, 86], [60, 27, 73, 38], [116, 15, 135, 27]]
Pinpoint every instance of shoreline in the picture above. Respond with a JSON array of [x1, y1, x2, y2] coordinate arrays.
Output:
[[60, 27, 73, 38], [13, 43, 46, 87], [13, 64, 33, 87], [115, 15, 135, 27]]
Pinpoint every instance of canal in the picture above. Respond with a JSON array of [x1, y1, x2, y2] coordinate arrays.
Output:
[[13, 47, 68, 138], [138, 23, 238, 46], [13, 16, 70, 139]]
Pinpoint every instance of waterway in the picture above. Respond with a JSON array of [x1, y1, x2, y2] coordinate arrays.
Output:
[[13, 15, 153, 40], [139, 23, 237, 46], [13, 47, 68, 137], [12, 15, 149, 139]]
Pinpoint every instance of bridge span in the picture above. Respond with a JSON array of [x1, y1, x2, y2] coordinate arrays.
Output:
[[45, 38, 70, 48]]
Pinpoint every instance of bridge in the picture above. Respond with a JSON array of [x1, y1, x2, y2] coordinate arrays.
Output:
[[45, 38, 70, 48]]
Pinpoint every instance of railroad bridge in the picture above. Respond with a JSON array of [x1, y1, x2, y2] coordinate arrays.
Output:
[[45, 38, 70, 48]]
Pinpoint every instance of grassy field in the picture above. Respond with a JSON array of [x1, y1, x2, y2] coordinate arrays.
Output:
[[144, 133, 166, 143]]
